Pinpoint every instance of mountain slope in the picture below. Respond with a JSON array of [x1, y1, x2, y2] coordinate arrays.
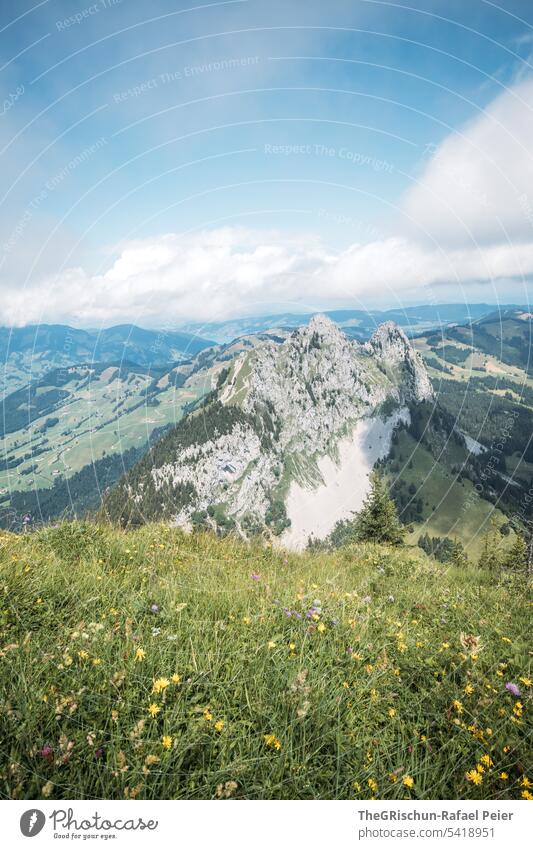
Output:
[[0, 323, 215, 396], [103, 316, 433, 543]]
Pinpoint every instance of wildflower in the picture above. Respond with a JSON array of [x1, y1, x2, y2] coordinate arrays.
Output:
[[203, 708, 213, 721], [171, 674, 181, 684], [522, 790, 533, 800], [442, 642, 450, 649], [216, 780, 238, 799], [40, 744, 54, 764], [480, 755, 493, 767], [289, 642, 296, 651], [513, 701, 523, 717], [499, 772, 508, 781], [388, 773, 398, 783], [152, 677, 170, 694], [521, 777, 532, 788], [214, 720, 225, 732], [466, 769, 483, 785], [476, 764, 485, 774], [388, 708, 396, 718], [464, 684, 474, 695], [403, 775, 414, 789], [78, 650, 89, 660], [452, 700, 464, 713], [460, 633, 481, 655], [503, 745, 511, 753], [317, 623, 326, 633], [135, 648, 146, 662], [162, 735, 172, 750], [367, 778, 378, 793], [251, 573, 261, 581], [264, 734, 281, 750], [148, 703, 161, 718], [242, 617, 251, 625], [150, 603, 159, 614], [267, 641, 276, 650], [42, 780, 54, 797], [519, 676, 531, 688], [505, 682, 521, 697]]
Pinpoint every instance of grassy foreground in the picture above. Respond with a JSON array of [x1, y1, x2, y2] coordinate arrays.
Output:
[[0, 522, 531, 800]]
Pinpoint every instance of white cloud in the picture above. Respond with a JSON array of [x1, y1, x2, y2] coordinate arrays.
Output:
[[402, 77, 533, 246], [2, 225, 533, 327]]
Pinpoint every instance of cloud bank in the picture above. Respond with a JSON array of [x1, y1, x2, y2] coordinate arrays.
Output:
[[3, 225, 533, 327], [3, 77, 533, 327]]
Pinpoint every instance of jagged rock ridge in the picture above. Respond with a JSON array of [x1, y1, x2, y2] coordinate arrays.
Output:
[[104, 316, 433, 536]]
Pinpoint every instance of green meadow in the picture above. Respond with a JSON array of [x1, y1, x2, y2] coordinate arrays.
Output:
[[0, 522, 530, 800]]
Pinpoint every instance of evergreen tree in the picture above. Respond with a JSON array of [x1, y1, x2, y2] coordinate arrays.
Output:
[[503, 532, 528, 573], [478, 518, 503, 572], [354, 473, 405, 545]]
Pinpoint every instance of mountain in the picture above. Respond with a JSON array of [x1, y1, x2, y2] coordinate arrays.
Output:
[[0, 323, 215, 396], [180, 303, 523, 344], [0, 330, 289, 528], [103, 316, 433, 546]]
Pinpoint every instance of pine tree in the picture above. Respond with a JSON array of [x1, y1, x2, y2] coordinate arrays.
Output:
[[478, 518, 503, 572], [503, 532, 528, 573], [355, 473, 405, 545]]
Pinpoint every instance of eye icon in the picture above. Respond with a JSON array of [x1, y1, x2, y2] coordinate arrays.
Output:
[[20, 809, 46, 837]]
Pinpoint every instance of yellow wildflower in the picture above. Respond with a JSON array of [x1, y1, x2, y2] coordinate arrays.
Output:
[[135, 648, 146, 662], [464, 684, 474, 695], [171, 674, 181, 684], [203, 708, 213, 721], [263, 734, 281, 750], [214, 720, 225, 732], [518, 676, 531, 687], [403, 775, 414, 789], [522, 790, 533, 800], [161, 735, 172, 750], [152, 677, 170, 694], [388, 708, 396, 717], [466, 769, 483, 785], [499, 772, 508, 780], [78, 650, 89, 660], [316, 622, 326, 633], [521, 777, 532, 788], [480, 755, 493, 767], [267, 641, 276, 650], [148, 703, 161, 718], [367, 778, 378, 793], [452, 700, 464, 713]]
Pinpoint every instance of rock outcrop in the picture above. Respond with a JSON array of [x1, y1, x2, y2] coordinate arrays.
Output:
[[104, 316, 433, 534]]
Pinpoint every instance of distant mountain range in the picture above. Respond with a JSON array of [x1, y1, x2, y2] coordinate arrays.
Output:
[[0, 323, 215, 396], [179, 303, 525, 343]]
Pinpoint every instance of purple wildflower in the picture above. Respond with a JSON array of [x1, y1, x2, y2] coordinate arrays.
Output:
[[40, 744, 54, 763], [251, 573, 260, 581], [149, 603, 159, 614], [505, 682, 521, 697]]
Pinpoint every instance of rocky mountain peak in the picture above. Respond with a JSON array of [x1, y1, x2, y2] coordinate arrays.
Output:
[[366, 320, 432, 402], [367, 320, 410, 359], [306, 313, 345, 340]]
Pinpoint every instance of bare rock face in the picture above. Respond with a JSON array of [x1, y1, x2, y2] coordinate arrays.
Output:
[[366, 321, 433, 402], [106, 315, 433, 532]]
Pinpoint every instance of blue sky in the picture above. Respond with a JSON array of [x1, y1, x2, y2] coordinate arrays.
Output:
[[1, 0, 533, 326]]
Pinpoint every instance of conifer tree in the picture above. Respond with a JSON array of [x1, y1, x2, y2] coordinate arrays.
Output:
[[503, 532, 528, 573], [355, 472, 405, 545]]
